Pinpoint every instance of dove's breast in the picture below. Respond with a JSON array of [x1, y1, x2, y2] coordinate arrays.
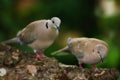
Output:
[[28, 21, 59, 51], [28, 39, 54, 51]]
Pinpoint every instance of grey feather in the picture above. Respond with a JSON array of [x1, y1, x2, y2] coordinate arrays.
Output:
[[76, 51, 85, 59], [2, 37, 23, 44]]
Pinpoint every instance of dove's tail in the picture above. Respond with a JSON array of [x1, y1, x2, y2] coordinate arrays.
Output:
[[51, 46, 69, 55], [2, 37, 20, 44]]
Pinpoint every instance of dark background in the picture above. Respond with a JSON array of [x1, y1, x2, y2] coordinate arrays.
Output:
[[0, 0, 120, 71]]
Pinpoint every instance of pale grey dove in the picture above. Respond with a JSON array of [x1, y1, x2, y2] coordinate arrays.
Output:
[[3, 17, 61, 60], [52, 37, 109, 69]]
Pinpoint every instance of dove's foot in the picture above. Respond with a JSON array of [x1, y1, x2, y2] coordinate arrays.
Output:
[[35, 53, 45, 60], [92, 65, 99, 72], [79, 62, 83, 69], [40, 53, 45, 59]]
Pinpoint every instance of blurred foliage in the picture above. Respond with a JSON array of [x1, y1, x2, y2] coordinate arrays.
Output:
[[0, 0, 120, 71]]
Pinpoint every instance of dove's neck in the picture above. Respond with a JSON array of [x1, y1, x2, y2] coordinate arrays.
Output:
[[48, 28, 59, 40]]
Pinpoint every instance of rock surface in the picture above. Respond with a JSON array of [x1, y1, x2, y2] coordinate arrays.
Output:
[[0, 43, 119, 80]]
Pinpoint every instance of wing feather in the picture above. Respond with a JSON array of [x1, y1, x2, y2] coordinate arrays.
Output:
[[17, 22, 37, 44]]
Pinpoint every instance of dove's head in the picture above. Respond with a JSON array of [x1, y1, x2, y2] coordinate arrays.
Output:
[[51, 17, 61, 30], [67, 37, 73, 48], [67, 37, 72, 45], [93, 44, 108, 62]]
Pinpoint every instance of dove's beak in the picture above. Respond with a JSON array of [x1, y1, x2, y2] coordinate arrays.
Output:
[[52, 24, 60, 31], [54, 24, 60, 31], [57, 26, 60, 31]]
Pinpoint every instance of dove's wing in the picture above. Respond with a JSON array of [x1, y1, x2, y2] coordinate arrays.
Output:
[[17, 22, 37, 44]]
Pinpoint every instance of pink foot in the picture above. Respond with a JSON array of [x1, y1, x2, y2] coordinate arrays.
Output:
[[92, 65, 99, 72], [35, 53, 45, 60], [35, 53, 41, 60], [92, 65, 97, 69], [79, 62, 83, 69], [40, 53, 45, 59]]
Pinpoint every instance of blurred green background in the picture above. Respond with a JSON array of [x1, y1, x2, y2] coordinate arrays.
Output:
[[0, 0, 120, 71]]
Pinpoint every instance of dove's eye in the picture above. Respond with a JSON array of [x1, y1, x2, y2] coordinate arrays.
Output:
[[46, 22, 48, 29], [97, 51, 100, 53], [52, 20, 55, 23]]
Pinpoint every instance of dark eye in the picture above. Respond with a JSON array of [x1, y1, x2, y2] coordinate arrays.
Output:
[[46, 22, 48, 29], [52, 20, 55, 23], [97, 51, 100, 53]]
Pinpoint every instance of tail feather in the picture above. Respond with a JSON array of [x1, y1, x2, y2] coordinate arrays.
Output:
[[2, 37, 20, 44], [51, 46, 70, 55]]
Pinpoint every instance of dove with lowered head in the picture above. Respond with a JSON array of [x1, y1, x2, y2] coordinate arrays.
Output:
[[52, 37, 109, 69]]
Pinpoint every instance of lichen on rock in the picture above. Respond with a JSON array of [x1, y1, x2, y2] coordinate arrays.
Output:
[[0, 43, 119, 80]]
